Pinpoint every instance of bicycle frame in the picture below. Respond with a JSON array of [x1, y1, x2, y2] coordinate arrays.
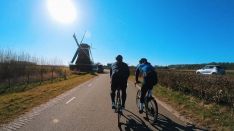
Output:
[[146, 90, 152, 99]]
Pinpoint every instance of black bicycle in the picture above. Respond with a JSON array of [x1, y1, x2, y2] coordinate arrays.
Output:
[[115, 87, 122, 126], [135, 84, 158, 124]]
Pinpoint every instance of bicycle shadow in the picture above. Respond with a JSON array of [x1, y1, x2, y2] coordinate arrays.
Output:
[[118, 109, 208, 131], [118, 109, 153, 131], [151, 113, 208, 131]]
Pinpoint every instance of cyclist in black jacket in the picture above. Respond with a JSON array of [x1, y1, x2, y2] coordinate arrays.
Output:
[[110, 55, 130, 110]]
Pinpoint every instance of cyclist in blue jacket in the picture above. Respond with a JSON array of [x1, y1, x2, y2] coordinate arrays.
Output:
[[135, 58, 157, 113]]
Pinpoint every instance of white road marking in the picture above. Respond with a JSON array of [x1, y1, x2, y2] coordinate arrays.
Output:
[[66, 97, 76, 104], [88, 83, 92, 87]]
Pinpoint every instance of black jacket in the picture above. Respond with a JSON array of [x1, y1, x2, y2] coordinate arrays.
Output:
[[110, 62, 130, 81]]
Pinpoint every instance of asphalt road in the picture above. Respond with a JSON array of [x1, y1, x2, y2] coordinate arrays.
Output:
[[1, 73, 206, 131]]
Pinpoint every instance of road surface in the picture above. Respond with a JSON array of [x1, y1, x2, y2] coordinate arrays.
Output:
[[0, 73, 206, 131]]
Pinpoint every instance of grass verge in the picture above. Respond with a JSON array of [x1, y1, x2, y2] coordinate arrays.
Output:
[[0, 74, 95, 125], [153, 85, 234, 130], [130, 76, 234, 130]]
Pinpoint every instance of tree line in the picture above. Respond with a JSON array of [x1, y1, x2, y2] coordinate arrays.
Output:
[[156, 62, 234, 70]]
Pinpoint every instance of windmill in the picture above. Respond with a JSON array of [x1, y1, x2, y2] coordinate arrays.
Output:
[[70, 32, 94, 72]]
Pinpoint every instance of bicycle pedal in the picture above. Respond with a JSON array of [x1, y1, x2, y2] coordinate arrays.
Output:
[[118, 111, 123, 114]]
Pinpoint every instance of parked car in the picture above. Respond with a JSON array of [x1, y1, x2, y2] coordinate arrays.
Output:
[[196, 65, 225, 75], [97, 65, 104, 73]]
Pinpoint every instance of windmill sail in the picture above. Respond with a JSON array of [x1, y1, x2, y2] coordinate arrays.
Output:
[[71, 49, 79, 63], [73, 33, 90, 59]]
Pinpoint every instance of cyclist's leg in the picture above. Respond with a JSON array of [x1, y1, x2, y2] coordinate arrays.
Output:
[[145, 84, 158, 123], [121, 82, 127, 108], [140, 84, 147, 103], [148, 85, 154, 98], [110, 83, 117, 109], [110, 86, 117, 103], [146, 73, 154, 97], [139, 83, 147, 113]]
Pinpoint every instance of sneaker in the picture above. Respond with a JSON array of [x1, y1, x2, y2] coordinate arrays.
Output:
[[139, 109, 143, 114], [121, 105, 125, 110], [118, 107, 123, 114], [112, 102, 116, 109], [119, 109, 123, 114]]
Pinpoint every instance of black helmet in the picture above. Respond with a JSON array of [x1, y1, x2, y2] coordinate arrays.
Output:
[[116, 55, 123, 62], [139, 58, 147, 63]]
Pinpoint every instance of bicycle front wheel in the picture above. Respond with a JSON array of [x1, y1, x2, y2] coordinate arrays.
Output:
[[136, 90, 141, 110], [116, 91, 121, 125], [146, 98, 158, 124]]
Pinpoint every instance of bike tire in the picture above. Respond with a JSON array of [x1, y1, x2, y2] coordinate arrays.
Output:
[[146, 98, 158, 124], [136, 90, 141, 110]]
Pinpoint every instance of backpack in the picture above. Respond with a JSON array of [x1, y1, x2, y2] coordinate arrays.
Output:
[[141, 63, 158, 86], [151, 70, 158, 86], [145, 69, 158, 86], [112, 62, 127, 81]]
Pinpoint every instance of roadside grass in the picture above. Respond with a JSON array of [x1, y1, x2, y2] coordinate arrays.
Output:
[[0, 76, 69, 94], [129, 76, 234, 130], [154, 86, 234, 130], [0, 74, 95, 125], [226, 70, 234, 78]]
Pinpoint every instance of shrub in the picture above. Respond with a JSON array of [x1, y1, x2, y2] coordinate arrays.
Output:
[[157, 70, 234, 107]]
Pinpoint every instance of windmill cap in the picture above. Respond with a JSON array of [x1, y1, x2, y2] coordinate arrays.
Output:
[[80, 43, 90, 48], [116, 55, 123, 61]]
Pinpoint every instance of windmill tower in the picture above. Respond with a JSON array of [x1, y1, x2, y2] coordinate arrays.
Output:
[[70, 33, 94, 72]]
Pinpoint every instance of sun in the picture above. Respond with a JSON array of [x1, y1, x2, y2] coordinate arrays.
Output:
[[47, 0, 77, 24]]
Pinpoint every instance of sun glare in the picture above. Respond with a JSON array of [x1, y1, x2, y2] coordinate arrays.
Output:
[[47, 0, 77, 24]]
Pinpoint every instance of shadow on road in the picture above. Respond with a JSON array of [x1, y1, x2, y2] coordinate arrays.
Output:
[[118, 109, 208, 131], [151, 114, 208, 131], [118, 109, 152, 131]]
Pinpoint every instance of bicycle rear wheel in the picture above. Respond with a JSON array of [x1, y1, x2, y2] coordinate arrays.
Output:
[[136, 90, 141, 110], [118, 108, 121, 126], [146, 98, 158, 124]]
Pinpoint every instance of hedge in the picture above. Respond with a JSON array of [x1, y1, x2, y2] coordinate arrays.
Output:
[[157, 70, 234, 107]]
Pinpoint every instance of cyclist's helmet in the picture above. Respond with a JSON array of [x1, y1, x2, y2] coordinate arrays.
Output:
[[116, 55, 123, 62], [140, 58, 147, 64]]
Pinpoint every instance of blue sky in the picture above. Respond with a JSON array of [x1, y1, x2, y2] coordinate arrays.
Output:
[[0, 0, 234, 66]]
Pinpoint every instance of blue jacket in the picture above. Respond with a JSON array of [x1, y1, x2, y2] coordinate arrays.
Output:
[[136, 63, 154, 76], [135, 62, 155, 82]]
